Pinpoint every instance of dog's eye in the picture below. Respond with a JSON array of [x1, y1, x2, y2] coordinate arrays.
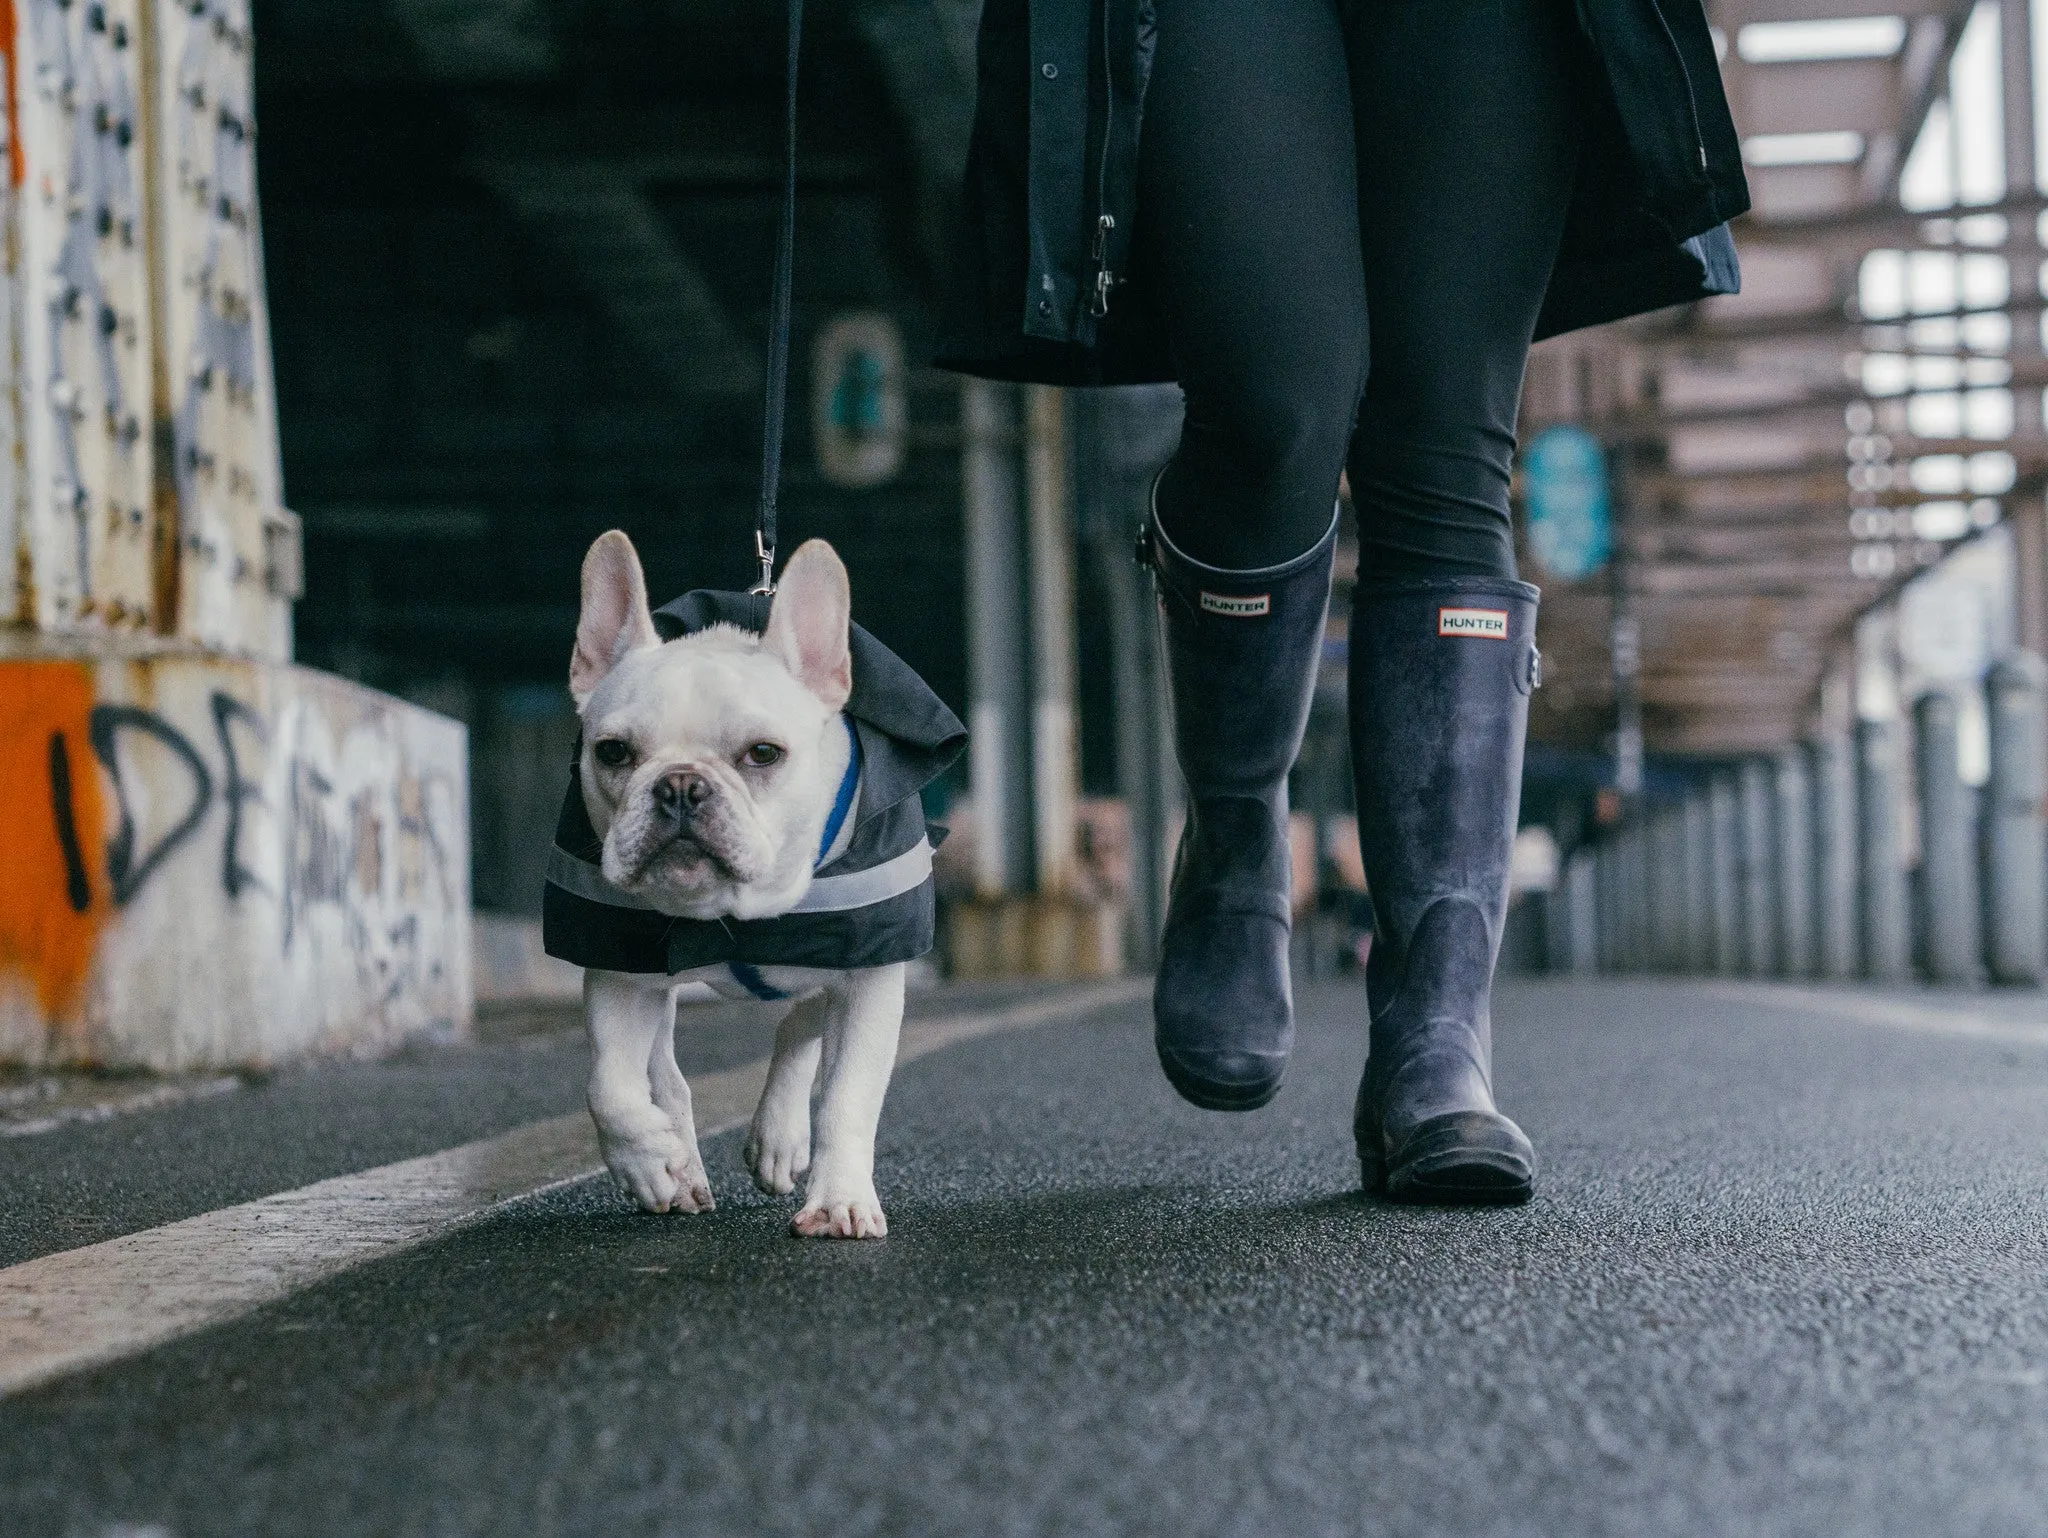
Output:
[[592, 739, 633, 769], [742, 742, 784, 768]]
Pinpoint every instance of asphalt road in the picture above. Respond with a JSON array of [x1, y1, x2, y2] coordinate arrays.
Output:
[[4, 977, 2048, 1537]]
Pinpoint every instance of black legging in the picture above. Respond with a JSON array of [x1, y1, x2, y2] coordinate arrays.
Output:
[[1139, 0, 1587, 576]]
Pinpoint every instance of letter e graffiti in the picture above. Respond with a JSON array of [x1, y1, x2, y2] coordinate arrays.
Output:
[[211, 691, 271, 899], [89, 706, 215, 906]]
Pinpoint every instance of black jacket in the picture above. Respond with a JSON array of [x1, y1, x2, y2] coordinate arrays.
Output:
[[541, 590, 968, 977], [935, 0, 1750, 386]]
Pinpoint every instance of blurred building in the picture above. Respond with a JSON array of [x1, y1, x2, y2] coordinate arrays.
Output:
[[241, 1, 2048, 987]]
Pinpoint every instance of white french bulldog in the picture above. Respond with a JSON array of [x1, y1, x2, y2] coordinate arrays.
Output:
[[569, 529, 902, 1239]]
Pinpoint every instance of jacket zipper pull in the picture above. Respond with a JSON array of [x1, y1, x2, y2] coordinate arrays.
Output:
[[1089, 213, 1116, 318]]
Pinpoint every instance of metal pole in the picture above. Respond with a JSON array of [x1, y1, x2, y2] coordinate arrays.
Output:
[[1543, 861, 1573, 975], [1857, 718, 1913, 982], [1684, 791, 1713, 973], [1073, 386, 1184, 967], [1612, 607, 1644, 804], [1596, 841, 1617, 972], [1632, 824, 1654, 971], [1774, 748, 1815, 977], [1667, 810, 1691, 970], [1565, 849, 1598, 974], [1613, 827, 1635, 971], [1984, 650, 2048, 983], [1640, 816, 1658, 971], [1024, 384, 1079, 896], [961, 379, 1034, 895], [2004, 0, 2045, 442], [1807, 734, 1859, 979], [1914, 690, 1982, 984], [1652, 811, 1680, 970], [1614, 832, 1636, 972], [1709, 774, 1741, 975], [1738, 758, 1777, 977]]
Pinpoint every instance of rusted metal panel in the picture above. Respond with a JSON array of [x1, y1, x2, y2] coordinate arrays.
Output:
[[1, 0, 291, 657], [148, 0, 289, 660], [8, 0, 157, 636]]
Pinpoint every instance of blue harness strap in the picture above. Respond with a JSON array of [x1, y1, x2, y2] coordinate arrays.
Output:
[[816, 715, 862, 864], [728, 717, 862, 1002]]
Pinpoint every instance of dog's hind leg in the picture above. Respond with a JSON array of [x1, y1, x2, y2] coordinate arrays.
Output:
[[746, 991, 828, 1195], [793, 963, 906, 1240]]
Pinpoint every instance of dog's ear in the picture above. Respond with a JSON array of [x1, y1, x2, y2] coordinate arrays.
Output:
[[571, 531, 660, 705], [763, 539, 853, 711]]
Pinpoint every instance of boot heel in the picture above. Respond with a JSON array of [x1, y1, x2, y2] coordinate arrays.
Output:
[[1357, 1144, 1388, 1195]]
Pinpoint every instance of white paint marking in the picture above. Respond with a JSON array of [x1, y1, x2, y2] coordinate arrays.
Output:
[[1, 1075, 241, 1139], [1699, 982, 2048, 1047], [0, 979, 1147, 1397]]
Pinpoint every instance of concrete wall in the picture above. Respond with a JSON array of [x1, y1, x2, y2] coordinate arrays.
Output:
[[0, 645, 471, 1070]]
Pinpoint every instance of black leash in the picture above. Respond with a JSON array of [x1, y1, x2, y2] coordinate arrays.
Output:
[[752, 0, 805, 597]]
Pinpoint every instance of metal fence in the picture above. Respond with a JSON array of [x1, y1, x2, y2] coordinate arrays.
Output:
[[1550, 650, 2048, 986]]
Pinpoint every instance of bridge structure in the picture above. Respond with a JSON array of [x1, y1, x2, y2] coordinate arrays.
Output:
[[1510, 0, 2048, 994]]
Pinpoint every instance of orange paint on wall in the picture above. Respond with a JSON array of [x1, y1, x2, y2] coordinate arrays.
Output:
[[0, 0, 22, 188], [0, 663, 109, 1018]]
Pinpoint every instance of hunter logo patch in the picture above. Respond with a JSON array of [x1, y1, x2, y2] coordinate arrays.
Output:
[[1201, 591, 1270, 618], [1439, 606, 1509, 639]]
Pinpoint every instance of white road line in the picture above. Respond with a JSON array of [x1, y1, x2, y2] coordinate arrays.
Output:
[[0, 979, 1148, 1398], [1700, 982, 2048, 1046], [0, 1074, 242, 1139]]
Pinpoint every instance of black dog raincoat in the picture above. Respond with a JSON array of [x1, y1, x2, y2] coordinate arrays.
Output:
[[541, 589, 967, 995]]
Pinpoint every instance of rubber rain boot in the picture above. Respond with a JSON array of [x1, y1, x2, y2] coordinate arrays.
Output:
[[1142, 497, 1337, 1111], [1349, 577, 1539, 1202]]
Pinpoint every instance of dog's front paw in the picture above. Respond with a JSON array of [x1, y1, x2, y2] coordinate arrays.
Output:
[[744, 1110, 811, 1196], [792, 1177, 886, 1240], [601, 1126, 715, 1216]]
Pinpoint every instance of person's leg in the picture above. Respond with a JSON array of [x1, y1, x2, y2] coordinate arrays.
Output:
[[1141, 0, 1364, 571], [1136, 0, 1359, 1109], [1341, 0, 1584, 1199], [1344, 0, 1584, 577]]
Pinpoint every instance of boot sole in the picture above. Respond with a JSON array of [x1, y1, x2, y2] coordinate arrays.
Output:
[[1381, 1155, 1532, 1206], [1360, 1113, 1534, 1206], [1157, 1053, 1283, 1113]]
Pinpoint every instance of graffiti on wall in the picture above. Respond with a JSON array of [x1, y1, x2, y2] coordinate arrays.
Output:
[[0, 659, 461, 1025]]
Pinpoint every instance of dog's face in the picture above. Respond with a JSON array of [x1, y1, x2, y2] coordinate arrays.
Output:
[[569, 531, 855, 921]]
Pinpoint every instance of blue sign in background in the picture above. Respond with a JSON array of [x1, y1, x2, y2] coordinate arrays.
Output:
[[1523, 425, 1613, 582]]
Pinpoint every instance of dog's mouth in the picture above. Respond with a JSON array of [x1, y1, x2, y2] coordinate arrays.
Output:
[[614, 819, 774, 888], [615, 829, 749, 891]]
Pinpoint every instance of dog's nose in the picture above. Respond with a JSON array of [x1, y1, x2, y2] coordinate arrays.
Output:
[[652, 768, 713, 819]]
